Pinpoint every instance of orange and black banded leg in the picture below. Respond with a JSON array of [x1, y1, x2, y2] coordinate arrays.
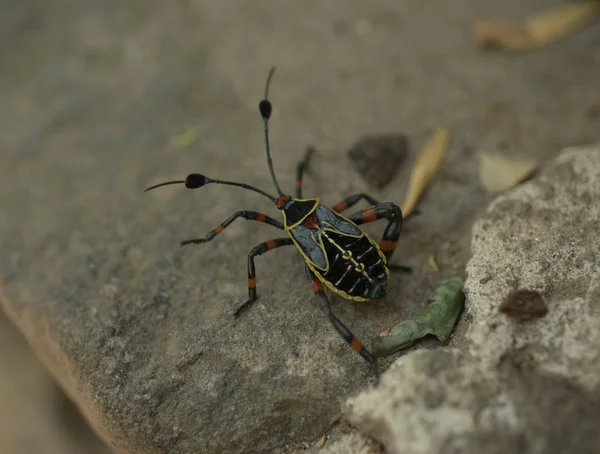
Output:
[[332, 193, 380, 213], [180, 211, 283, 246], [307, 266, 380, 379], [295, 146, 316, 199], [347, 203, 409, 272], [234, 237, 294, 317], [333, 194, 420, 222]]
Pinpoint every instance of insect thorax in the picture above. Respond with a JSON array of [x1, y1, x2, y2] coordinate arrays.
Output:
[[282, 198, 320, 229]]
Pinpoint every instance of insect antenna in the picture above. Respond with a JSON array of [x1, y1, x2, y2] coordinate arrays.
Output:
[[145, 68, 286, 204], [144, 173, 278, 204], [258, 67, 284, 196]]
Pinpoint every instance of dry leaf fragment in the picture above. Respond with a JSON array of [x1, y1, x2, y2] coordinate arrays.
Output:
[[371, 277, 464, 357], [401, 128, 451, 217], [315, 435, 327, 449], [428, 251, 440, 273], [478, 151, 537, 193], [473, 1, 600, 52]]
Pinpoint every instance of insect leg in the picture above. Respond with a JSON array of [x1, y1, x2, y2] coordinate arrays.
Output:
[[295, 146, 316, 198], [180, 211, 283, 246], [347, 203, 404, 264], [332, 193, 380, 213], [307, 266, 380, 378], [234, 237, 294, 317], [333, 194, 420, 223]]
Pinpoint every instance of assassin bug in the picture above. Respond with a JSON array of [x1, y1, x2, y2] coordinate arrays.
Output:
[[145, 68, 409, 378]]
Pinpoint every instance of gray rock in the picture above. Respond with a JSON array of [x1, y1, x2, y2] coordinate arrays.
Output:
[[2, 1, 600, 453], [344, 145, 600, 454]]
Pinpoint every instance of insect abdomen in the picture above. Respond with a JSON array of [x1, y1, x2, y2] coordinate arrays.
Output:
[[317, 231, 388, 301]]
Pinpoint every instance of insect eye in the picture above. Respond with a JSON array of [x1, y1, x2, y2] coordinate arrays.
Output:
[[185, 173, 207, 189]]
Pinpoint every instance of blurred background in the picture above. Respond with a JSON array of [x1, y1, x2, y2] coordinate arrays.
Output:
[[0, 313, 109, 453], [1, 0, 599, 452]]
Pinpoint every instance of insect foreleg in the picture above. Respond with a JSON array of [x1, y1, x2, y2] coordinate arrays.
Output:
[[234, 237, 294, 317], [180, 211, 283, 246]]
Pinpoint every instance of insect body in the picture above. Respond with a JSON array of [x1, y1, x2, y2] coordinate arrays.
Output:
[[282, 196, 390, 301], [145, 68, 408, 378]]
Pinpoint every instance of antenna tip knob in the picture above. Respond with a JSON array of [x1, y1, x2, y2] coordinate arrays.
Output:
[[259, 100, 272, 119], [185, 173, 207, 189]]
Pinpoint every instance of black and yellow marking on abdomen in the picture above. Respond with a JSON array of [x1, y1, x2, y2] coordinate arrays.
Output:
[[308, 230, 388, 302]]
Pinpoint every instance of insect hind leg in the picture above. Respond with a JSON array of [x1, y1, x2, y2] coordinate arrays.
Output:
[[306, 265, 380, 380], [345, 202, 402, 260]]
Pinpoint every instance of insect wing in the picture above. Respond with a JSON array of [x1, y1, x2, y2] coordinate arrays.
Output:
[[314, 205, 362, 237], [289, 224, 328, 270], [289, 205, 364, 271]]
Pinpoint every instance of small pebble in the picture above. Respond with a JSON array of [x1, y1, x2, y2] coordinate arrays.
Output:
[[499, 289, 548, 321], [347, 134, 408, 189]]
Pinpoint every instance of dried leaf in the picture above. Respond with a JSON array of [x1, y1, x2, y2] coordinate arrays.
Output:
[[401, 128, 451, 217], [315, 435, 327, 449], [478, 151, 537, 193], [428, 251, 440, 273], [371, 277, 464, 357], [473, 1, 600, 51]]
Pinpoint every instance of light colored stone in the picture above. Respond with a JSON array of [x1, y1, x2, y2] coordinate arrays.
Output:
[[343, 145, 600, 454], [314, 431, 381, 454], [345, 349, 494, 454], [466, 146, 600, 390]]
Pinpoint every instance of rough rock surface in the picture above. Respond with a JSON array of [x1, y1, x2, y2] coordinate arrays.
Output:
[[1, 1, 599, 453], [313, 432, 382, 454], [344, 146, 600, 454]]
